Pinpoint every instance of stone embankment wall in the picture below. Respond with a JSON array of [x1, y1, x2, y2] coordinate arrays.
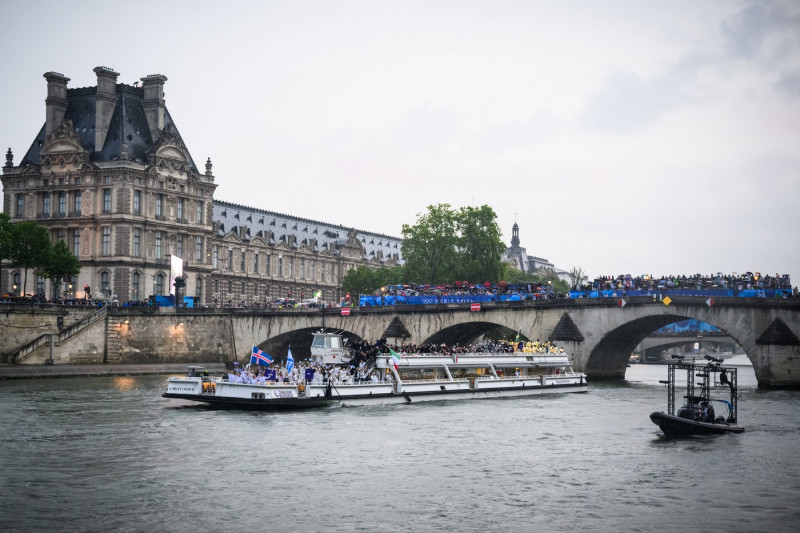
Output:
[[0, 306, 98, 363], [110, 309, 236, 364]]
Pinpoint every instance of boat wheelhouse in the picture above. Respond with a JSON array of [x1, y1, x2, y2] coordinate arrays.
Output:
[[650, 355, 744, 436]]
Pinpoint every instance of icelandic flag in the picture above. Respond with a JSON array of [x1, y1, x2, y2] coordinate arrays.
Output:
[[286, 346, 295, 373], [250, 346, 273, 366], [388, 347, 401, 370]]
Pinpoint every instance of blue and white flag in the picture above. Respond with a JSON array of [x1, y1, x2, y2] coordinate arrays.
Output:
[[286, 346, 295, 373], [250, 346, 273, 366]]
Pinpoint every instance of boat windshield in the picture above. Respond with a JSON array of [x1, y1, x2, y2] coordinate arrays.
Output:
[[312, 335, 342, 349]]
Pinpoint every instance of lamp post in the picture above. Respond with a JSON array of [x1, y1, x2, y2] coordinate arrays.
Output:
[[13, 284, 18, 297]]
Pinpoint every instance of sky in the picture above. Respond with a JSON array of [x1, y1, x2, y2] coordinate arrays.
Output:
[[1, 0, 798, 282]]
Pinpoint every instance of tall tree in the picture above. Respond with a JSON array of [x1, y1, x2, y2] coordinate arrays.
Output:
[[8, 221, 51, 295], [341, 265, 380, 301], [0, 212, 11, 260], [456, 205, 507, 283], [569, 267, 586, 290], [401, 204, 459, 284], [37, 240, 82, 298]]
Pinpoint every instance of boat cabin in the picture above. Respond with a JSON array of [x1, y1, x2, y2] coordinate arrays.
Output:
[[310, 332, 351, 365]]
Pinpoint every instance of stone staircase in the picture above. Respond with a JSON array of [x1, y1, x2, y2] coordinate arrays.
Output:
[[12, 307, 108, 364], [105, 316, 124, 362]]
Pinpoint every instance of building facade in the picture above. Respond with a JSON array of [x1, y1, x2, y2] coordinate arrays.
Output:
[[1, 67, 401, 305]]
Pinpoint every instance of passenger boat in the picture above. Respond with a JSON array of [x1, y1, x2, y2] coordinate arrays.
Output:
[[162, 332, 588, 410], [650, 355, 744, 436]]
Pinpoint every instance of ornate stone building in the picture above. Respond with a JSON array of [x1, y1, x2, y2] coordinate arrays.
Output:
[[1, 67, 401, 304]]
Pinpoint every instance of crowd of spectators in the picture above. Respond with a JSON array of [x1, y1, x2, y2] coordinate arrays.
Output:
[[3, 271, 794, 308], [388, 339, 563, 355], [377, 280, 557, 298], [579, 272, 792, 292], [222, 337, 566, 387]]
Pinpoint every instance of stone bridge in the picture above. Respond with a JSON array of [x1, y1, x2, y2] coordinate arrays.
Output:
[[5, 296, 799, 388], [137, 296, 800, 388], [638, 333, 738, 360]]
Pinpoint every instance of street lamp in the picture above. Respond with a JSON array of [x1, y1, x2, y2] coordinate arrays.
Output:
[[68, 283, 73, 298], [12, 284, 18, 297]]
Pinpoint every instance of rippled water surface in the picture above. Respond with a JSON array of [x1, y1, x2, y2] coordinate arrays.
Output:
[[1, 364, 799, 532]]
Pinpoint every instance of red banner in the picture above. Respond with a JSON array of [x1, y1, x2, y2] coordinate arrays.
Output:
[[341, 307, 350, 316], [470, 303, 481, 312]]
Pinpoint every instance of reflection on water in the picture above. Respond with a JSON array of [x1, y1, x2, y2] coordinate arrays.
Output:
[[113, 376, 136, 391], [0, 369, 798, 533]]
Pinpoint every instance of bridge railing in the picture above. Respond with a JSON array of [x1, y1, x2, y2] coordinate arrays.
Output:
[[88, 293, 800, 323]]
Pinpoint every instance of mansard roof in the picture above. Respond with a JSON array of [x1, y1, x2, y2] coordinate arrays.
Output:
[[213, 200, 403, 263], [20, 84, 198, 172]]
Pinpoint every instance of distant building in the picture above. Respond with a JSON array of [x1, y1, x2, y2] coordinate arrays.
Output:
[[503, 222, 571, 283], [1, 67, 401, 304]]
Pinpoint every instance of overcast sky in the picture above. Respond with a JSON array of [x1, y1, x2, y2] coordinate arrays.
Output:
[[2, 0, 798, 282]]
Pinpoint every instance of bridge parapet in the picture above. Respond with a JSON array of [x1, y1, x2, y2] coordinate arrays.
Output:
[[2, 299, 798, 388]]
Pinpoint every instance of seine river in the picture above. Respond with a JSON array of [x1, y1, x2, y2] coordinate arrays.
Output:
[[1, 361, 798, 533]]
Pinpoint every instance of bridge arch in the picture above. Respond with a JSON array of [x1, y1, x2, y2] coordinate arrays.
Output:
[[422, 321, 520, 347], [584, 312, 750, 379], [257, 327, 366, 363]]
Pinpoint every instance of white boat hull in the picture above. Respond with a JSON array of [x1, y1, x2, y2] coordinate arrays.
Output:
[[164, 375, 587, 409]]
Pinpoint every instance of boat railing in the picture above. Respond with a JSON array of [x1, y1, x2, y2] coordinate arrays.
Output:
[[474, 375, 541, 381], [400, 377, 468, 384]]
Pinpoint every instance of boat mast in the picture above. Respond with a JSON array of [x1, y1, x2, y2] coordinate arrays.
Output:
[[667, 363, 675, 416]]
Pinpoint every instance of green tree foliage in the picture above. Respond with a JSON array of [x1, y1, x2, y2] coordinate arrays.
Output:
[[341, 265, 405, 300], [8, 221, 51, 295], [0, 212, 12, 262], [456, 205, 507, 282], [505, 267, 570, 295], [401, 204, 506, 284], [36, 240, 82, 297], [401, 204, 459, 284], [568, 266, 586, 290], [341, 266, 379, 300]]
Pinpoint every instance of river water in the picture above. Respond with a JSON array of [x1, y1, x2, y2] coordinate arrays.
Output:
[[1, 362, 798, 533]]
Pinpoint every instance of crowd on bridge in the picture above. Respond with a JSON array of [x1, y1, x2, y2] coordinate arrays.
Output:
[[3, 270, 795, 309], [580, 272, 792, 292]]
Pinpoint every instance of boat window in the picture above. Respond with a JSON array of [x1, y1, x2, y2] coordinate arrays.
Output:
[[312, 336, 325, 348], [330, 336, 341, 349]]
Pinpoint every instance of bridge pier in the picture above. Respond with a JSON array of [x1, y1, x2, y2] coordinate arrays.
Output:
[[751, 344, 800, 389]]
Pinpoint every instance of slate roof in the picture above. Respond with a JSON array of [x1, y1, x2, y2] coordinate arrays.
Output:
[[20, 84, 198, 172], [213, 200, 403, 262]]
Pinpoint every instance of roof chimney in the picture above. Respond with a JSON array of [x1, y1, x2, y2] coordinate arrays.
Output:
[[140, 73, 168, 139], [43, 71, 70, 136], [94, 66, 119, 152]]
